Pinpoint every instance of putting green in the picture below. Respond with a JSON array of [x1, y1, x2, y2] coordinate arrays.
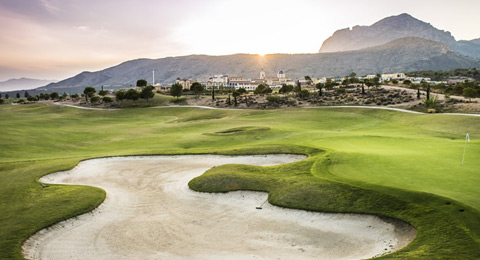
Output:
[[0, 104, 479, 259]]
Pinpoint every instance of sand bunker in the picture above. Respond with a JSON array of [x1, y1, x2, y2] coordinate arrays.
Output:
[[23, 155, 415, 260]]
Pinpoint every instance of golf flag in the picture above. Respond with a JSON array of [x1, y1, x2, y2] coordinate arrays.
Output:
[[462, 133, 470, 165]]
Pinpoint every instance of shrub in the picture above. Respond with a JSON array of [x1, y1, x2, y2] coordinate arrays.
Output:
[[102, 96, 113, 103], [267, 95, 280, 103], [423, 96, 440, 108], [336, 88, 346, 94], [298, 89, 310, 99], [98, 90, 109, 96], [27, 96, 38, 102], [90, 96, 100, 103]]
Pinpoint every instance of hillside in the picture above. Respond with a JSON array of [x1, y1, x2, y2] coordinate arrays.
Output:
[[38, 38, 480, 93], [0, 78, 56, 92], [319, 13, 480, 58]]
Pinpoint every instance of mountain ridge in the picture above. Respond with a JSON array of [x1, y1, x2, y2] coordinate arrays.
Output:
[[319, 13, 480, 58], [0, 78, 56, 92], [37, 37, 480, 93]]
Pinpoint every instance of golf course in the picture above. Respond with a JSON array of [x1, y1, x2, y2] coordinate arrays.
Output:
[[1, 103, 480, 259]]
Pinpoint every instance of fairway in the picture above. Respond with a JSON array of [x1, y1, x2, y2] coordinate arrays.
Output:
[[1, 103, 480, 259]]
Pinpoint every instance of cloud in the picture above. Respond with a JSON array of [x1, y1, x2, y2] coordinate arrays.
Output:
[[40, 0, 60, 13]]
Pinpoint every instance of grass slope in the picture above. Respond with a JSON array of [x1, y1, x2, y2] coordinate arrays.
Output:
[[0, 104, 479, 259]]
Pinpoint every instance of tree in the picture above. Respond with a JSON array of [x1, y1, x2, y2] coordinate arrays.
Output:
[[237, 87, 247, 95], [24, 91, 30, 98], [298, 89, 310, 99], [90, 96, 100, 103], [71, 94, 79, 99], [232, 90, 240, 106], [391, 79, 399, 85], [16, 93, 20, 99], [5, 94, 9, 99], [348, 72, 359, 84], [293, 84, 301, 95], [211, 87, 215, 100], [190, 82, 204, 98], [373, 75, 381, 88], [50, 92, 59, 100], [325, 79, 336, 91], [403, 80, 412, 85], [103, 96, 113, 103], [417, 87, 421, 99], [140, 86, 155, 101], [315, 83, 324, 96], [254, 84, 272, 95], [115, 90, 126, 102], [83, 87, 96, 102], [170, 83, 183, 99], [463, 87, 477, 101], [98, 90, 108, 96], [279, 84, 293, 95], [136, 79, 147, 87], [62, 92, 68, 99], [365, 79, 374, 90], [0, 94, 2, 98], [126, 89, 139, 101], [422, 82, 431, 100], [304, 76, 312, 86]]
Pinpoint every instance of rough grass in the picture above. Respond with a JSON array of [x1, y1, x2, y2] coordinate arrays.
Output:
[[0, 104, 480, 259]]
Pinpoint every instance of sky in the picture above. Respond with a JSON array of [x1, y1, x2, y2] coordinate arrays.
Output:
[[1, 0, 479, 81]]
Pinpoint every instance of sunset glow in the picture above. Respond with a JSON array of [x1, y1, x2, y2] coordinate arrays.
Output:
[[0, 0, 479, 81]]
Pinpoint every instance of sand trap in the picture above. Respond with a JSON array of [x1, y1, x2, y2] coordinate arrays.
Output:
[[23, 155, 415, 260]]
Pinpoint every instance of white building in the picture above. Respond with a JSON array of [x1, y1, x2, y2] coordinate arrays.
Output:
[[207, 75, 228, 88]]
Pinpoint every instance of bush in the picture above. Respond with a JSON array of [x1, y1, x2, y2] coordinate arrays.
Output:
[[267, 95, 280, 103], [336, 88, 346, 94], [102, 96, 113, 103], [27, 96, 38, 102], [49, 92, 59, 100], [298, 89, 310, 99], [18, 99, 25, 104], [0, 99, 4, 104], [98, 90, 109, 96], [90, 96, 100, 103], [71, 94, 79, 99], [423, 96, 440, 108], [254, 84, 272, 95]]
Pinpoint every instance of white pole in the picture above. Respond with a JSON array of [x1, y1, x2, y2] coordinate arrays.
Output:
[[462, 134, 468, 166], [152, 70, 155, 85]]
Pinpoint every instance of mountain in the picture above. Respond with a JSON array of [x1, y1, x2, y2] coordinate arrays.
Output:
[[0, 78, 56, 92], [38, 37, 480, 93], [470, 38, 480, 45], [319, 13, 480, 58]]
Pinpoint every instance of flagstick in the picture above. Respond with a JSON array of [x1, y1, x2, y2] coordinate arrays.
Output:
[[462, 135, 468, 166]]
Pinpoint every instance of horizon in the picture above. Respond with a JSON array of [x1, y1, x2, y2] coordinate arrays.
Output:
[[1, 0, 480, 81]]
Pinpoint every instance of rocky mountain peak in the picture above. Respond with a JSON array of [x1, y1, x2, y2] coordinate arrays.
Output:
[[319, 13, 456, 53]]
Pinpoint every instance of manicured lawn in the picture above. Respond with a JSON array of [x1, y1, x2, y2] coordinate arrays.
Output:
[[0, 104, 479, 259]]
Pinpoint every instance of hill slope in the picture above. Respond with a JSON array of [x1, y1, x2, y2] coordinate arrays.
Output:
[[0, 78, 56, 92], [39, 38, 480, 92]]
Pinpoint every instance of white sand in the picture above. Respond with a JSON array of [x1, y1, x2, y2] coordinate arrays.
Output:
[[23, 155, 415, 260]]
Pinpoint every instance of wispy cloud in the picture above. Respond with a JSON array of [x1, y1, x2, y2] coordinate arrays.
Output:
[[40, 0, 60, 14]]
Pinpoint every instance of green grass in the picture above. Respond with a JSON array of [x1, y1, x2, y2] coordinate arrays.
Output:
[[1, 104, 480, 259]]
